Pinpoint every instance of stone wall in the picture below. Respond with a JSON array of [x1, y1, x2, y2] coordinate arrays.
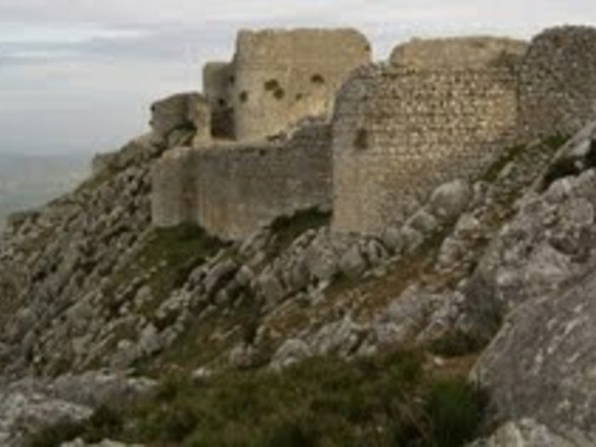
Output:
[[519, 26, 596, 139], [332, 63, 519, 235], [230, 29, 371, 140], [150, 92, 211, 144], [152, 122, 332, 240], [151, 26, 596, 240], [151, 147, 201, 227]]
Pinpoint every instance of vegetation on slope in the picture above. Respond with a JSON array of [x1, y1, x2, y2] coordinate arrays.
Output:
[[28, 349, 486, 447]]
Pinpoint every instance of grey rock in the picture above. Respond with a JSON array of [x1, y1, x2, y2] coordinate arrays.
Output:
[[308, 316, 368, 357], [256, 270, 286, 306], [468, 419, 590, 447], [51, 371, 156, 408], [472, 268, 596, 441], [303, 230, 339, 282], [234, 265, 255, 288], [364, 239, 389, 267], [400, 226, 424, 254], [138, 323, 163, 356], [372, 286, 443, 347], [429, 179, 472, 222], [62, 439, 144, 447], [381, 225, 405, 253], [0, 380, 92, 447], [270, 339, 312, 371], [339, 245, 368, 279], [204, 258, 238, 296], [408, 209, 439, 234], [191, 367, 214, 383], [228, 343, 260, 369]]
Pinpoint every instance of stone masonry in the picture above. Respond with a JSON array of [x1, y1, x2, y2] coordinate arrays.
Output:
[[151, 26, 596, 240], [151, 28, 369, 240], [203, 28, 371, 141], [332, 40, 524, 234], [152, 121, 332, 240], [332, 28, 596, 235]]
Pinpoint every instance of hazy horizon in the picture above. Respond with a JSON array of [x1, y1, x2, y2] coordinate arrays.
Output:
[[1, 0, 596, 156]]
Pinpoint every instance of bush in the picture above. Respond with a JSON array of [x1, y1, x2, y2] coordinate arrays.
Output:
[[26, 420, 85, 447], [30, 349, 488, 446], [426, 379, 487, 447]]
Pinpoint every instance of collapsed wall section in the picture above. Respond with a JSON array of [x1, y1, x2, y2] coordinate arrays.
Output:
[[519, 26, 596, 139], [152, 123, 332, 240], [332, 64, 519, 235], [231, 28, 371, 140]]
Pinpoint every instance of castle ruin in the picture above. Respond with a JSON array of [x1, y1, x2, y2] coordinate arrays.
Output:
[[151, 26, 596, 240], [151, 28, 370, 240]]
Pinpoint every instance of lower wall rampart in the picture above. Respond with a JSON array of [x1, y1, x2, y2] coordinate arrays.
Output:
[[152, 123, 332, 240], [151, 147, 200, 227]]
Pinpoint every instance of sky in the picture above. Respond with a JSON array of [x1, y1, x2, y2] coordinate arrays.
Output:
[[1, 0, 595, 156]]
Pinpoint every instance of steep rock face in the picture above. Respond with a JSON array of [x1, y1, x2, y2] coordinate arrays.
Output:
[[472, 270, 596, 442], [466, 124, 596, 442]]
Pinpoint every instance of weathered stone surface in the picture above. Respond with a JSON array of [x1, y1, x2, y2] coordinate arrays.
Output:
[[428, 179, 472, 223], [471, 269, 596, 442], [149, 92, 207, 140], [62, 439, 143, 447], [0, 379, 92, 447], [224, 28, 371, 140], [152, 122, 333, 240], [270, 339, 312, 371], [391, 36, 527, 69], [469, 419, 588, 447], [338, 244, 367, 279]]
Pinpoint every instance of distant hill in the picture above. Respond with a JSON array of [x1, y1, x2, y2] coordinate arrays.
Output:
[[0, 153, 90, 229]]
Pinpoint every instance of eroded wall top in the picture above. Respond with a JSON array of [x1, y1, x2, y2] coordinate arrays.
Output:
[[231, 28, 372, 140], [390, 36, 528, 69]]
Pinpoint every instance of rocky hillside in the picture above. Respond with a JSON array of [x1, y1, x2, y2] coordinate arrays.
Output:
[[2, 112, 596, 445]]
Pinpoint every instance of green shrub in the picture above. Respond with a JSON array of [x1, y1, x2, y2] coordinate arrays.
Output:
[[30, 349, 488, 446], [425, 379, 487, 447], [26, 420, 85, 447]]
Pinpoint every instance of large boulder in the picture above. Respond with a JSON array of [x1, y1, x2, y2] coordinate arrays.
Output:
[[471, 266, 596, 442]]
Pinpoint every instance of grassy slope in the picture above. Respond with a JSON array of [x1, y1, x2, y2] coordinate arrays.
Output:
[[29, 350, 486, 447]]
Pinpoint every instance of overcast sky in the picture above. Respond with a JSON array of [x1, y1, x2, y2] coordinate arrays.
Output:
[[1, 1, 595, 156]]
